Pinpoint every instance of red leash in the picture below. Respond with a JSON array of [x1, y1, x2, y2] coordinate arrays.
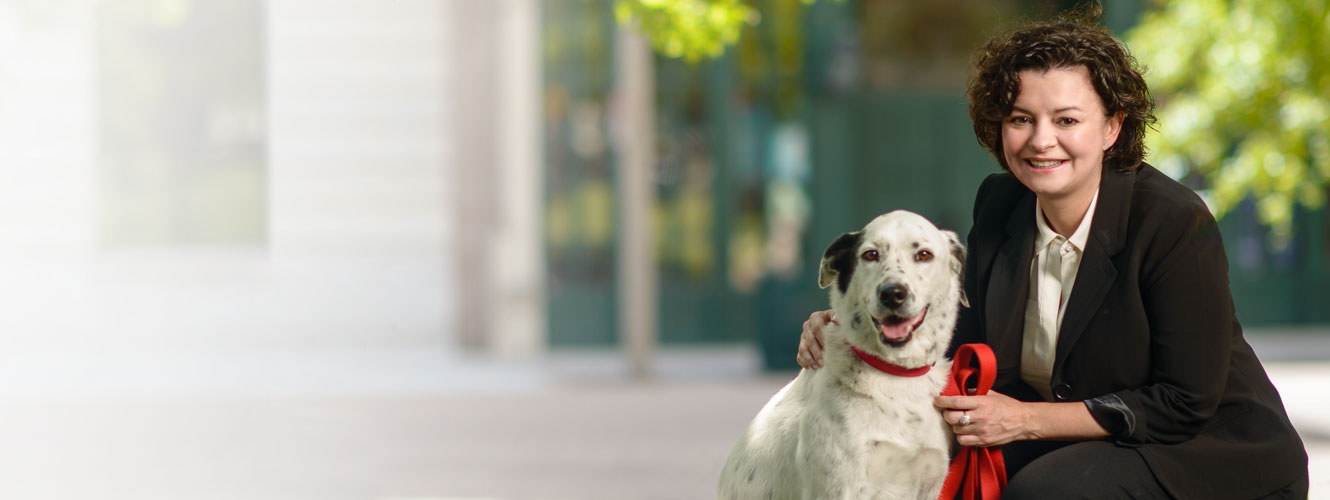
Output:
[[937, 343, 1006, 500]]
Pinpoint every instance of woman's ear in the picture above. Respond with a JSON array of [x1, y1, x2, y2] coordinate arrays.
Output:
[[1103, 111, 1126, 151]]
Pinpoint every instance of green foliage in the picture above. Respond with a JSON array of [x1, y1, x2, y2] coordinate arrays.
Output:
[[614, 0, 833, 62], [613, 0, 758, 62], [1126, 0, 1330, 241]]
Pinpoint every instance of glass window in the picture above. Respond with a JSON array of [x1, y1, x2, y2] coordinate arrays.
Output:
[[98, 0, 266, 246]]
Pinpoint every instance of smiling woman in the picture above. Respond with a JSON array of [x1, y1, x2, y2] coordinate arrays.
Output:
[[799, 5, 1309, 499]]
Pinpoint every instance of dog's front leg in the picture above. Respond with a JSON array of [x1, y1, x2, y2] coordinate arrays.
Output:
[[797, 474, 865, 500], [795, 441, 872, 499], [796, 410, 863, 500]]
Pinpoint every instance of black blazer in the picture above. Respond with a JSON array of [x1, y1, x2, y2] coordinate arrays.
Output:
[[952, 163, 1307, 498]]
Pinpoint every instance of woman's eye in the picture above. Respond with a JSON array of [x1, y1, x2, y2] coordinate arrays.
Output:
[[914, 249, 934, 262], [1058, 117, 1078, 126], [1008, 116, 1030, 125], [862, 250, 879, 261]]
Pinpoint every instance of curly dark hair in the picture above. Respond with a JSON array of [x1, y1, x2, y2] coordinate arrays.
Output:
[[967, 4, 1156, 173]]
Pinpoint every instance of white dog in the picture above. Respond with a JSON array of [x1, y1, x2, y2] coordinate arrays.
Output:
[[718, 210, 967, 500]]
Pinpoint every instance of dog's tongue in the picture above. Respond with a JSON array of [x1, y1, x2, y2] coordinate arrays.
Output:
[[880, 310, 926, 340]]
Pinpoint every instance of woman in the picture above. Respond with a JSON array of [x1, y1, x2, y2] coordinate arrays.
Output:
[[795, 8, 1308, 499]]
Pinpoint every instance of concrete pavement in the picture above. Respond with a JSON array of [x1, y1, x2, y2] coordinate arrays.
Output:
[[0, 332, 1325, 499]]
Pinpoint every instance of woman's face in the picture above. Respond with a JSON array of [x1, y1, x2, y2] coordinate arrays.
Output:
[[1002, 66, 1123, 205]]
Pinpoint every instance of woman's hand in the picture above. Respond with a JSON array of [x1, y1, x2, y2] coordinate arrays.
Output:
[[935, 391, 1034, 447], [796, 310, 836, 370]]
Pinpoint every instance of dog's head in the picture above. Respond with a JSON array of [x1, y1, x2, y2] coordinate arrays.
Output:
[[818, 210, 967, 368]]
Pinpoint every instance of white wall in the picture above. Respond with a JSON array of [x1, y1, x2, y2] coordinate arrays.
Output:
[[0, 0, 484, 354], [0, 1, 101, 351], [262, 0, 454, 351]]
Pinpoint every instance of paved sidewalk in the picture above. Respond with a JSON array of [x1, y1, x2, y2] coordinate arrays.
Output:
[[0, 332, 1324, 499]]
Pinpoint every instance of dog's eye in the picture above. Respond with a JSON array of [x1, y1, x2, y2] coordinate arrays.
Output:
[[861, 250, 879, 261], [914, 249, 934, 262]]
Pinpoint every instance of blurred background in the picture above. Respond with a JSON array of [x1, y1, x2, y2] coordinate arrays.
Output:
[[0, 0, 1325, 498]]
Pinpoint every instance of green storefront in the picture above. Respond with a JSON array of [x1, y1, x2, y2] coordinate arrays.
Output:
[[541, 0, 1330, 369]]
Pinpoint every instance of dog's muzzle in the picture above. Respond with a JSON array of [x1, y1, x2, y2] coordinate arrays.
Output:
[[872, 305, 928, 347]]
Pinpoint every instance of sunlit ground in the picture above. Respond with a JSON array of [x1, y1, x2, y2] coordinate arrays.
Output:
[[0, 334, 1324, 499]]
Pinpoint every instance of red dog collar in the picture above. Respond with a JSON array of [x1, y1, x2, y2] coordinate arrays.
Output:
[[849, 344, 932, 377]]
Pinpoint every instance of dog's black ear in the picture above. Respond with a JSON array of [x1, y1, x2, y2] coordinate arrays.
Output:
[[818, 231, 861, 292], [943, 229, 969, 307]]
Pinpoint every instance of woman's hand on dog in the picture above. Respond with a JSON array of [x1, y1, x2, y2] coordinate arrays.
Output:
[[936, 391, 1033, 447], [796, 310, 835, 370]]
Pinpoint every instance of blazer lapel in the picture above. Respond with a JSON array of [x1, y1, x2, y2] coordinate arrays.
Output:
[[985, 191, 1036, 375], [1053, 167, 1134, 373]]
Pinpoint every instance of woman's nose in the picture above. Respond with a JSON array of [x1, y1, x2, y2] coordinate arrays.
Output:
[[1031, 123, 1057, 151]]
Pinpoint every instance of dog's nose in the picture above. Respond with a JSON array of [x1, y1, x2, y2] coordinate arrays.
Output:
[[879, 284, 909, 308]]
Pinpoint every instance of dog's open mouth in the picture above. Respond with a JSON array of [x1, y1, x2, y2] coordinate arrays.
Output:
[[872, 306, 928, 346]]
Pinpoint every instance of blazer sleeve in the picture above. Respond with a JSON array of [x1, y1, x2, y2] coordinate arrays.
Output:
[[1089, 197, 1234, 445]]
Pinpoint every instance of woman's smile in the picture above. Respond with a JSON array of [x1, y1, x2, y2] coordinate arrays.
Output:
[[1026, 158, 1066, 169]]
